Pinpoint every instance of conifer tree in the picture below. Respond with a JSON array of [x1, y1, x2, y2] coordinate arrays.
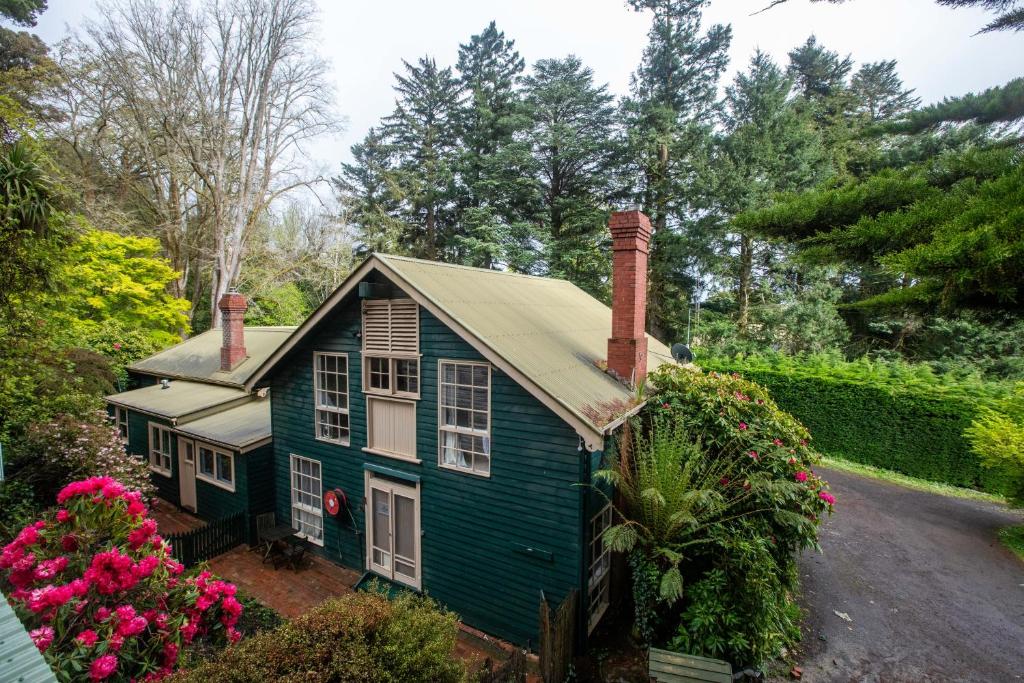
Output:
[[522, 56, 618, 297], [334, 127, 405, 255], [621, 0, 732, 340], [382, 57, 461, 260], [851, 60, 920, 123]]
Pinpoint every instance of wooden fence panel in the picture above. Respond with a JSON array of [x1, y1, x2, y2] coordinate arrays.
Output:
[[539, 590, 577, 683], [165, 512, 246, 567]]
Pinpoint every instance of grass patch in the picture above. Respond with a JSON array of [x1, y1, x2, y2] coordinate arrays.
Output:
[[1000, 525, 1024, 562], [820, 456, 1007, 505]]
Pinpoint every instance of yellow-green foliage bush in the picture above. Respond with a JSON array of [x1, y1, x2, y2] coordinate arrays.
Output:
[[172, 589, 466, 683], [966, 387, 1024, 505]]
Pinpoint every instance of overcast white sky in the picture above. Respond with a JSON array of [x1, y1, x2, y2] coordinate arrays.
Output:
[[32, 0, 1024, 173]]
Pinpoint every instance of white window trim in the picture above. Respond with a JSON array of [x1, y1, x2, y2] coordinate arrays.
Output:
[[362, 354, 422, 400], [195, 441, 236, 493], [363, 395, 421, 463], [313, 351, 350, 446], [364, 470, 422, 591], [437, 359, 492, 478], [290, 454, 325, 547], [147, 422, 173, 477], [588, 503, 613, 634], [114, 406, 129, 444]]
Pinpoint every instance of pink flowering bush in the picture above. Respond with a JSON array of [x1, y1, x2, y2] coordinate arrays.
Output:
[[599, 363, 835, 667], [12, 413, 155, 508], [0, 477, 242, 682]]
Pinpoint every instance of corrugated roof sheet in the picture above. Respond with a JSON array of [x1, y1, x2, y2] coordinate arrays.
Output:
[[379, 254, 674, 433], [128, 327, 295, 387], [174, 398, 271, 450], [105, 381, 248, 421], [1, 589, 58, 683]]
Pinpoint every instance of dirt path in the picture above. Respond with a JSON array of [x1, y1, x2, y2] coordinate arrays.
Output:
[[788, 467, 1024, 682]]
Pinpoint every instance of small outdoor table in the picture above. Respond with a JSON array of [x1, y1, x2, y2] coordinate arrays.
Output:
[[260, 524, 299, 565]]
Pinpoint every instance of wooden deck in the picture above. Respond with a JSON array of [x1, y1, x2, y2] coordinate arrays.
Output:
[[150, 498, 205, 535]]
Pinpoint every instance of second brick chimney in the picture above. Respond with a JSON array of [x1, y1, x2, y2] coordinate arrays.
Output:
[[219, 290, 248, 371], [607, 209, 652, 386]]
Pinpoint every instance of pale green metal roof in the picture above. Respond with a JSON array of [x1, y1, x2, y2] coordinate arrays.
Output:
[[173, 398, 271, 451], [379, 255, 674, 432], [128, 327, 295, 387], [1, 589, 58, 682], [105, 381, 248, 422]]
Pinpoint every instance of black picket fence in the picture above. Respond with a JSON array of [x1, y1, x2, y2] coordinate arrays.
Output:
[[165, 512, 247, 567]]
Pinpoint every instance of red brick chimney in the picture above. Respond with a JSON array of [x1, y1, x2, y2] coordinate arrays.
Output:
[[607, 209, 652, 386], [219, 290, 248, 371]]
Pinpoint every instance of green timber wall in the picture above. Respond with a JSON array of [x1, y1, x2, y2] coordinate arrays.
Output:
[[268, 284, 588, 646]]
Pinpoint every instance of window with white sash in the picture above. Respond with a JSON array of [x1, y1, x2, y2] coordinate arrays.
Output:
[[362, 299, 420, 399], [147, 423, 173, 476], [588, 504, 613, 633], [196, 443, 235, 492], [114, 407, 129, 444], [290, 455, 324, 546], [314, 352, 349, 444], [438, 360, 491, 476]]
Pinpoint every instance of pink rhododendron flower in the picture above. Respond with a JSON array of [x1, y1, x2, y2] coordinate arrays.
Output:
[[772, 438, 783, 446], [661, 402, 670, 409], [162, 642, 179, 667], [819, 491, 836, 505], [90, 654, 118, 681], [61, 534, 78, 552], [748, 450, 758, 460], [117, 615, 149, 637], [738, 422, 748, 431], [29, 626, 54, 652], [795, 471, 808, 483], [788, 456, 797, 465], [113, 342, 122, 351], [128, 519, 158, 550], [76, 629, 99, 647], [56, 509, 71, 523], [719, 477, 730, 486]]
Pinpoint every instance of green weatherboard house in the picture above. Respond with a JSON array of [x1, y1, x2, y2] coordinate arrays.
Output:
[[107, 210, 673, 647]]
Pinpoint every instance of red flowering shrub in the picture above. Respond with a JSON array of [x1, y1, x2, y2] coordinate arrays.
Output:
[[0, 477, 242, 682]]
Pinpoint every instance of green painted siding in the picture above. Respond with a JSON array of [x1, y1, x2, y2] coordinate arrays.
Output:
[[268, 283, 587, 645], [125, 410, 179, 505]]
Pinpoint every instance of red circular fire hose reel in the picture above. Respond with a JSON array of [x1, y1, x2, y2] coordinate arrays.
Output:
[[324, 488, 347, 516]]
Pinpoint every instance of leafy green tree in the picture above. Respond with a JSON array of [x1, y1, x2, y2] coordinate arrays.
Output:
[[522, 56, 618, 296], [48, 229, 190, 347], [0, 0, 46, 27], [710, 51, 829, 335], [383, 57, 461, 260], [621, 0, 732, 339]]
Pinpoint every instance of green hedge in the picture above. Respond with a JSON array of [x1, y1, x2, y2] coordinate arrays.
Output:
[[698, 354, 1014, 494]]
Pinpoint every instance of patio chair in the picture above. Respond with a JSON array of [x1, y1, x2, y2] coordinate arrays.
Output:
[[274, 542, 307, 572], [254, 512, 277, 563]]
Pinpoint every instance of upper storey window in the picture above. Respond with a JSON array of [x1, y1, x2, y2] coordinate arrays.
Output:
[[362, 299, 420, 399]]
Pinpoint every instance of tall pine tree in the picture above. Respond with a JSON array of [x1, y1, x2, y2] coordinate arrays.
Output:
[[334, 127, 405, 256], [621, 0, 732, 341], [522, 56, 618, 297]]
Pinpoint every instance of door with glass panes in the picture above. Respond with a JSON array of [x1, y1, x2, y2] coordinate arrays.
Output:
[[365, 473, 421, 590]]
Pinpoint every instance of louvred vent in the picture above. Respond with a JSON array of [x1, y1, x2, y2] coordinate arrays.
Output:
[[362, 299, 419, 354]]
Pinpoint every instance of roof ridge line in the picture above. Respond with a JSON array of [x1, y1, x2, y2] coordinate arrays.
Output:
[[379, 253, 572, 283]]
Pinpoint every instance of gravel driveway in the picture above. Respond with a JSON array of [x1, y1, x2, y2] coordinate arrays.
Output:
[[788, 466, 1024, 682]]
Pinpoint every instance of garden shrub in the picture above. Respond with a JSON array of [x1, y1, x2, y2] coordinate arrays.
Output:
[[171, 589, 467, 683], [966, 386, 1024, 505], [699, 352, 1017, 493], [12, 412, 155, 505], [599, 364, 833, 668], [0, 479, 38, 539], [0, 477, 242, 682]]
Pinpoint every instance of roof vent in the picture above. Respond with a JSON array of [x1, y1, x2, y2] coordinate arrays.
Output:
[[160, 379, 171, 390]]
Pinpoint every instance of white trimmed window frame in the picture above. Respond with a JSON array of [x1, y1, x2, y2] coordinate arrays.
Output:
[[437, 360, 492, 477], [114, 406, 129, 444], [147, 422, 173, 476], [290, 454, 324, 546], [195, 442, 235, 492], [362, 299, 420, 400], [313, 352, 350, 445], [588, 503, 613, 633]]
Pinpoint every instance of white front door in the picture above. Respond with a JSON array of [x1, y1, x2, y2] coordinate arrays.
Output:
[[366, 474, 420, 590], [178, 438, 197, 512]]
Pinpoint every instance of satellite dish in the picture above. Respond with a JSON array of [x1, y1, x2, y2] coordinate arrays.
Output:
[[671, 343, 694, 363]]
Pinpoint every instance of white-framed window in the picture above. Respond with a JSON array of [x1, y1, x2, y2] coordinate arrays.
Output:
[[314, 352, 350, 444], [147, 422, 173, 476], [362, 299, 420, 399], [365, 396, 418, 461], [438, 360, 491, 476], [588, 503, 613, 633], [290, 454, 324, 546], [113, 406, 129, 444], [196, 443, 235, 492]]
